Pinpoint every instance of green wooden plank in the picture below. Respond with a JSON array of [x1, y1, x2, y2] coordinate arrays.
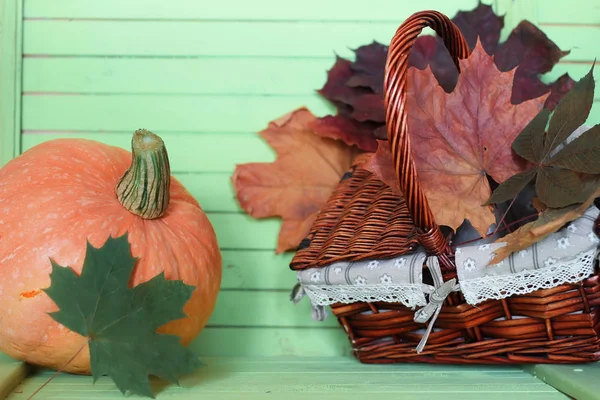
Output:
[[0, 0, 22, 165], [33, 58, 598, 98], [208, 213, 280, 250], [0, 354, 28, 400], [191, 329, 351, 357], [3, 391, 568, 400], [19, 95, 600, 138], [20, 98, 600, 163], [543, 61, 598, 84], [220, 250, 294, 289], [206, 289, 335, 327], [23, 0, 486, 20], [539, 25, 600, 62], [15, 373, 558, 392], [22, 57, 332, 95], [494, 0, 536, 41], [153, 356, 533, 373], [524, 363, 600, 400], [6, 357, 566, 400], [21, 95, 333, 132], [175, 173, 241, 212], [22, 20, 598, 60], [537, 0, 600, 25], [19, 21, 446, 59], [21, 132, 275, 173], [22, 58, 600, 98]]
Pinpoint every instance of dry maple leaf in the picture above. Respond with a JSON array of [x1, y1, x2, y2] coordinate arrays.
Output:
[[313, 2, 573, 152], [232, 107, 360, 253], [310, 56, 382, 152], [409, 2, 504, 94], [489, 186, 600, 264], [409, 4, 573, 106], [365, 40, 547, 236], [361, 139, 401, 194]]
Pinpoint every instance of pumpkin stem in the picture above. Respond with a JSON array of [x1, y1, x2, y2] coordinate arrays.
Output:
[[116, 129, 171, 219]]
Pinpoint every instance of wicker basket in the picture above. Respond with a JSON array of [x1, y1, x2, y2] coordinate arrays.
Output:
[[290, 10, 600, 364]]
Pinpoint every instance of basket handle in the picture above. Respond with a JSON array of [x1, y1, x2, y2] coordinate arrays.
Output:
[[384, 10, 470, 256]]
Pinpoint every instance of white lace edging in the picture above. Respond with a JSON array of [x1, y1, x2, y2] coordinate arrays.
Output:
[[302, 284, 427, 309], [459, 249, 597, 305]]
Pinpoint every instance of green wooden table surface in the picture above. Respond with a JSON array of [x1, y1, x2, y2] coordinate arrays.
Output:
[[0, 355, 28, 400], [1, 356, 572, 400]]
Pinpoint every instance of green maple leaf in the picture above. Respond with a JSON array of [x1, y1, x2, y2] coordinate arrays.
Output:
[[43, 234, 202, 398], [487, 62, 600, 208]]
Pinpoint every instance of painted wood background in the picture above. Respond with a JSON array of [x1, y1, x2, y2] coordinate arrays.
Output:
[[4, 0, 600, 358]]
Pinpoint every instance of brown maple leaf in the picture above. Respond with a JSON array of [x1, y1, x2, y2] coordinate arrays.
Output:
[[361, 139, 401, 194], [365, 41, 547, 236], [310, 56, 381, 152], [232, 107, 360, 253], [314, 3, 574, 152], [489, 186, 600, 264]]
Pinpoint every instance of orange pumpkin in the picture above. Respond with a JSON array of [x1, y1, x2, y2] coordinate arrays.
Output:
[[0, 130, 222, 374]]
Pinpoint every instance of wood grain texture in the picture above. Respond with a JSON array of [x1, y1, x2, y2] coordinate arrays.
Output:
[[219, 251, 294, 289], [20, 96, 333, 133], [24, 57, 600, 98], [0, 355, 29, 400], [21, 20, 417, 58], [206, 290, 339, 328], [23, 0, 486, 20], [5, 357, 567, 399], [0, 0, 22, 166], [192, 329, 351, 357], [22, 57, 333, 95], [525, 363, 600, 400], [208, 213, 280, 250], [22, 20, 599, 61], [537, 1, 600, 25], [18, 105, 600, 164], [22, 132, 276, 173], [174, 173, 240, 212], [539, 25, 599, 62]]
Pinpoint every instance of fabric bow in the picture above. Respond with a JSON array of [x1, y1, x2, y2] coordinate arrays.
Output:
[[290, 281, 328, 321], [413, 256, 460, 353]]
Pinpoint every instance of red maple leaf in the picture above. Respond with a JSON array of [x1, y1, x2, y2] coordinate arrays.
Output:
[[314, 2, 574, 152], [364, 41, 548, 236]]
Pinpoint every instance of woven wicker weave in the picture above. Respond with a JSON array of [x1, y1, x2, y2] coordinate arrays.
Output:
[[290, 10, 600, 364]]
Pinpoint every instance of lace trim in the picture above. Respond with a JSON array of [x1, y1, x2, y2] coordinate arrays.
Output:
[[460, 249, 597, 305], [302, 284, 427, 309]]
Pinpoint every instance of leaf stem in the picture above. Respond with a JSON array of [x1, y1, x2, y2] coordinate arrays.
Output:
[[26, 339, 89, 400], [116, 129, 171, 219], [492, 196, 518, 236], [452, 213, 538, 248]]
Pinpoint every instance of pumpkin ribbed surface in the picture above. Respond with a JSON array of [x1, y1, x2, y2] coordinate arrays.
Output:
[[0, 138, 222, 374]]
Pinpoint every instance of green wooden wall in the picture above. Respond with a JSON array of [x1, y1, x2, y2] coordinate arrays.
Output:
[[1, 0, 599, 358]]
